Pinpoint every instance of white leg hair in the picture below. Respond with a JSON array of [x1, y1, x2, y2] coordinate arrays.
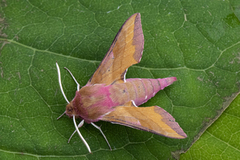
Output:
[[73, 116, 91, 153], [68, 122, 112, 150], [68, 121, 84, 143], [64, 67, 80, 91], [91, 123, 112, 150]]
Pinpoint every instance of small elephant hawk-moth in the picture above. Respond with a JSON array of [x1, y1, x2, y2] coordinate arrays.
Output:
[[56, 13, 187, 153]]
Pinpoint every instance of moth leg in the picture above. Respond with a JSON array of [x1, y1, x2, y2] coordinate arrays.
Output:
[[56, 62, 70, 103], [57, 111, 66, 120], [73, 116, 91, 153], [68, 120, 84, 143], [91, 122, 112, 150], [64, 67, 80, 91]]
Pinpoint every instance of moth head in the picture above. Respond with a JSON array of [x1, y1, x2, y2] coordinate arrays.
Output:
[[65, 91, 82, 117], [65, 102, 77, 117]]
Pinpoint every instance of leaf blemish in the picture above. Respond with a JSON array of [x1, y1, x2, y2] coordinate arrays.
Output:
[[197, 77, 203, 81]]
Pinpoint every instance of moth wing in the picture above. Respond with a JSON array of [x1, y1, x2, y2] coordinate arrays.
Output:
[[100, 106, 187, 139], [87, 13, 144, 85]]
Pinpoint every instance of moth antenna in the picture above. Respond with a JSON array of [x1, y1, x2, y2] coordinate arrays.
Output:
[[56, 62, 70, 103], [91, 122, 112, 150], [68, 120, 84, 143], [57, 111, 66, 120], [64, 67, 80, 91], [73, 116, 91, 153]]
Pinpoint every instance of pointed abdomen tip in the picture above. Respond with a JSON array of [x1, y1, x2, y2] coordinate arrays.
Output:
[[171, 77, 177, 82], [166, 77, 177, 85], [158, 77, 177, 90]]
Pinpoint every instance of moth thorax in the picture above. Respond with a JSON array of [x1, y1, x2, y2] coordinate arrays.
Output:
[[66, 102, 77, 117]]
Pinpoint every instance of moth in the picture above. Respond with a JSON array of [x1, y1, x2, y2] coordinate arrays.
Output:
[[56, 13, 187, 153]]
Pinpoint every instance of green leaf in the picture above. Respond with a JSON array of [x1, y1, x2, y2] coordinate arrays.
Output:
[[0, 0, 240, 160], [180, 93, 240, 160]]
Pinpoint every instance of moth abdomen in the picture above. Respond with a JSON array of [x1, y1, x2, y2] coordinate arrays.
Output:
[[126, 78, 177, 106]]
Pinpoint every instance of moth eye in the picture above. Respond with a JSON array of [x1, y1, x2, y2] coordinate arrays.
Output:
[[66, 103, 74, 115], [67, 107, 73, 112]]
